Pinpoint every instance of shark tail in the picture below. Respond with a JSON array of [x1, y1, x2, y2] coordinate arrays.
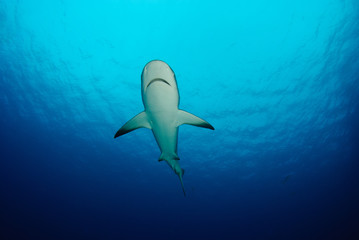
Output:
[[179, 169, 186, 196]]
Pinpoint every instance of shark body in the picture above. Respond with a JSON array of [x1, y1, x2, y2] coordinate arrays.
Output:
[[114, 60, 214, 195]]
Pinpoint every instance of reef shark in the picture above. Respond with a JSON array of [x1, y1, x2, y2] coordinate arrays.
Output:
[[114, 60, 214, 196]]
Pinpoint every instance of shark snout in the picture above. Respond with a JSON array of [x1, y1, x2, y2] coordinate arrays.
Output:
[[142, 60, 177, 91]]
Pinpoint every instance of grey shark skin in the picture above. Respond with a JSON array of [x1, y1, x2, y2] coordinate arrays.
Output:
[[114, 60, 214, 196]]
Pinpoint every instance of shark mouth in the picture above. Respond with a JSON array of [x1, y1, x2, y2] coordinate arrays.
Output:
[[147, 78, 171, 88]]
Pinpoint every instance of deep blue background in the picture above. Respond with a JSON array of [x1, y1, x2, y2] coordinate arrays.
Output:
[[1, 0, 359, 239]]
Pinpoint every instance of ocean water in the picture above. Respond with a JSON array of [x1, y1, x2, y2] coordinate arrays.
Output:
[[1, 0, 358, 239]]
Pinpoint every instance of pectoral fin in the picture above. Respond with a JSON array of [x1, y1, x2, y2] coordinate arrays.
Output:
[[114, 111, 151, 138], [177, 110, 214, 130]]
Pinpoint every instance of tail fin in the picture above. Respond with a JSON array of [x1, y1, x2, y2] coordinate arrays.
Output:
[[179, 169, 186, 196]]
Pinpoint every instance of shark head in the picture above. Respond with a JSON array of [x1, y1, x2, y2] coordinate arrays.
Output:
[[141, 60, 178, 98]]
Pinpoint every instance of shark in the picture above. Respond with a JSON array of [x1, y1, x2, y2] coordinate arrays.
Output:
[[114, 60, 214, 195]]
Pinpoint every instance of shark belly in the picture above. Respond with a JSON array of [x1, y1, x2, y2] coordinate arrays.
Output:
[[150, 114, 178, 157], [145, 81, 179, 159]]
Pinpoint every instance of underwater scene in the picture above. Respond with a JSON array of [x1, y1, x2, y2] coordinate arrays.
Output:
[[1, 0, 358, 239]]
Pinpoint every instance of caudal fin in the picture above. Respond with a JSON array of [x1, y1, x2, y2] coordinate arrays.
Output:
[[179, 169, 186, 196]]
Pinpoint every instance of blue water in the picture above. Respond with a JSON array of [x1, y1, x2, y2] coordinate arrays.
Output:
[[1, 0, 359, 239]]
